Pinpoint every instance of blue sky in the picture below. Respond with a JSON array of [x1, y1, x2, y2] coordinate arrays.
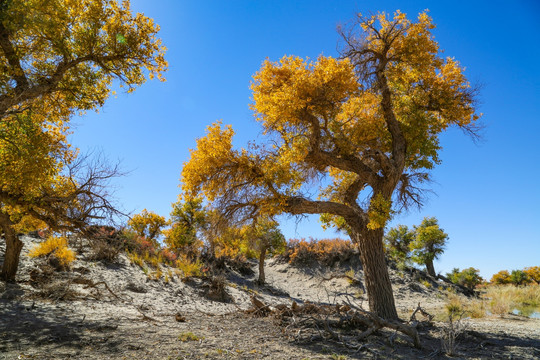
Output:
[[70, 1, 540, 280]]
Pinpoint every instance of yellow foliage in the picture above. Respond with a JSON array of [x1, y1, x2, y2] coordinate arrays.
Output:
[[28, 236, 76, 267], [0, 0, 167, 280], [490, 270, 511, 285], [367, 193, 393, 230], [128, 209, 167, 244], [176, 255, 203, 280], [524, 266, 540, 284]]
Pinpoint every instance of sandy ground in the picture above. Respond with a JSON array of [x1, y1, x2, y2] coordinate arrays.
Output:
[[1, 235, 539, 359]]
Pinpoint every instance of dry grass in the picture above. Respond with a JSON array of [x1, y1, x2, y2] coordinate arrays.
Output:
[[284, 238, 357, 266], [484, 284, 540, 316], [439, 285, 540, 319]]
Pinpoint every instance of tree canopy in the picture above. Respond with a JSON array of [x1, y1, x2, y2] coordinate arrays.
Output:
[[181, 11, 479, 319], [0, 0, 167, 281], [410, 217, 448, 277]]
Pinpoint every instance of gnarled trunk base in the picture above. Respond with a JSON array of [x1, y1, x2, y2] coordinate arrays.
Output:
[[353, 227, 398, 320]]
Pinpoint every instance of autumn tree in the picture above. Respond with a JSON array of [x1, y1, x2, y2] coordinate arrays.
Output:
[[243, 218, 286, 284], [490, 270, 511, 285], [0, 0, 166, 281], [164, 197, 207, 258], [410, 217, 448, 277], [509, 270, 530, 287], [384, 224, 414, 264], [523, 266, 540, 284], [127, 209, 167, 245], [181, 11, 479, 319]]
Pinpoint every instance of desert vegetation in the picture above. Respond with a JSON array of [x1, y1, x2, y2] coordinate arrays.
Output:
[[1, 1, 538, 359]]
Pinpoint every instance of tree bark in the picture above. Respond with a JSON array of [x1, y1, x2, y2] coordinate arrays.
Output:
[[0, 212, 23, 282], [257, 246, 267, 285], [353, 227, 398, 320], [425, 260, 436, 278]]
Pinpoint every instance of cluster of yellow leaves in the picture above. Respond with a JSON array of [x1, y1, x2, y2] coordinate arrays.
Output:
[[1, 0, 167, 233], [181, 122, 236, 202], [490, 270, 511, 285], [2, 0, 166, 106], [175, 254, 203, 280], [367, 193, 393, 230], [524, 266, 540, 284], [127, 209, 167, 244], [28, 236, 76, 267]]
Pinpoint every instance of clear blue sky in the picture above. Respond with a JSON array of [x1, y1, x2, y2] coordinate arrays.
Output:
[[70, 1, 540, 280]]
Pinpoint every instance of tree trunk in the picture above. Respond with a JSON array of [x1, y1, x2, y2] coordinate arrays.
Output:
[[257, 246, 267, 285], [0, 212, 23, 282], [354, 227, 399, 320], [425, 260, 436, 278]]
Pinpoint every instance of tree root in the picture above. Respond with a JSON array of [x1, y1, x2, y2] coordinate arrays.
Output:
[[247, 296, 423, 349]]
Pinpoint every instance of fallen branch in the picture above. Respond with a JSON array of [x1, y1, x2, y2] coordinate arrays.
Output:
[[81, 279, 121, 300], [410, 302, 434, 323]]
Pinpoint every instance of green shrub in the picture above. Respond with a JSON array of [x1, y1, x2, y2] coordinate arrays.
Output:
[[509, 270, 531, 286], [447, 267, 483, 290]]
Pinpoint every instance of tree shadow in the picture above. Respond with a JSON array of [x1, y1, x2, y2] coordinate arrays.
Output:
[[0, 297, 125, 357]]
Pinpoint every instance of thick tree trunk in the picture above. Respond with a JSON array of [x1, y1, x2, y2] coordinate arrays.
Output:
[[0, 213, 23, 282], [353, 227, 398, 320], [425, 260, 436, 278], [257, 246, 267, 285]]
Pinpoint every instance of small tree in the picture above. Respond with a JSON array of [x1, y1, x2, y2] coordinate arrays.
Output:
[[243, 219, 286, 284], [509, 270, 531, 287], [523, 266, 540, 284], [127, 209, 167, 246], [410, 217, 448, 277], [447, 267, 483, 290], [490, 270, 511, 285], [384, 225, 414, 264], [164, 198, 207, 258]]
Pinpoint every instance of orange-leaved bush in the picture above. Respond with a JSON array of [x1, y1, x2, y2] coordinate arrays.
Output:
[[284, 238, 356, 266]]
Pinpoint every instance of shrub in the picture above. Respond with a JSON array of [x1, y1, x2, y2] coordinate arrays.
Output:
[[490, 270, 510, 285], [122, 229, 159, 257], [509, 270, 531, 287], [28, 236, 76, 269], [176, 255, 203, 280], [160, 248, 178, 265], [284, 237, 356, 266], [441, 297, 468, 356], [178, 332, 202, 342], [447, 267, 483, 290], [86, 225, 124, 262], [384, 224, 414, 262]]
